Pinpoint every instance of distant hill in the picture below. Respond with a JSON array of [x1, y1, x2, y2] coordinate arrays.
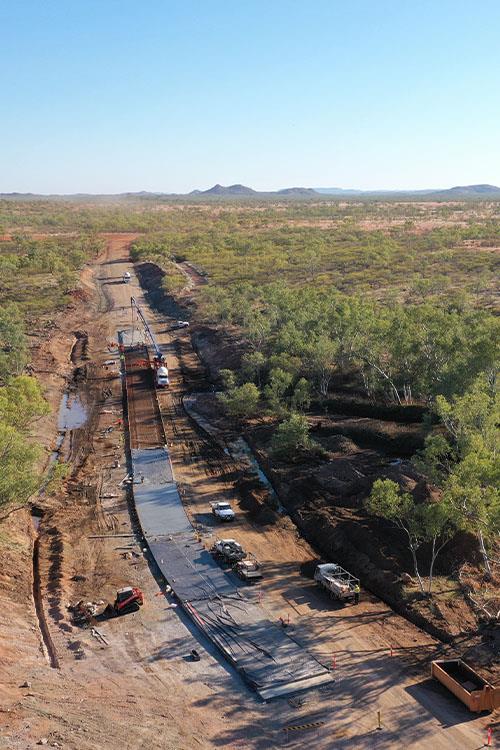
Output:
[[194, 183, 258, 197], [187, 184, 319, 198], [434, 184, 500, 197], [276, 187, 318, 196]]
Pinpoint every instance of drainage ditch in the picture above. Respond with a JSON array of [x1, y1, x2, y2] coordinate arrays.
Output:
[[31, 509, 60, 669], [30, 332, 90, 669]]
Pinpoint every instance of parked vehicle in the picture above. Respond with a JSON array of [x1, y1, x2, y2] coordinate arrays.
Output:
[[431, 660, 500, 712], [155, 365, 170, 388], [171, 320, 189, 329], [123, 271, 131, 283], [211, 501, 235, 522], [233, 559, 263, 582], [110, 586, 144, 615], [69, 586, 144, 625], [314, 563, 360, 603], [211, 538, 246, 564]]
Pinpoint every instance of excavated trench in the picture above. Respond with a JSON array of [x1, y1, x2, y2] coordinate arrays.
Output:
[[31, 509, 60, 668]]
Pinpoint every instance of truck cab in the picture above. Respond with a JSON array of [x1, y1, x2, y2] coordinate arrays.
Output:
[[123, 271, 131, 283]]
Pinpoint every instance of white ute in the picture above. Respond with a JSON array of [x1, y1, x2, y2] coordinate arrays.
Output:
[[211, 501, 235, 522], [155, 366, 170, 388], [123, 271, 131, 283]]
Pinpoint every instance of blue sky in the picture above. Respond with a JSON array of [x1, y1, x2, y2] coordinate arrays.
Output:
[[1, 1, 499, 193]]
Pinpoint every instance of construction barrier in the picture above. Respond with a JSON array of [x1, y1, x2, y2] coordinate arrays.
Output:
[[283, 720, 325, 733]]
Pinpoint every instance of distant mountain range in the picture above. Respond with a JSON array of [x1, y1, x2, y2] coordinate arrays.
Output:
[[2, 184, 500, 201], [93, 182, 500, 200], [315, 183, 500, 198]]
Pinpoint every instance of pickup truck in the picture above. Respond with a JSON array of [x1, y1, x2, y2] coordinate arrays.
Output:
[[314, 563, 360, 603], [233, 559, 263, 583], [155, 366, 170, 388], [210, 539, 246, 564], [211, 501, 235, 522]]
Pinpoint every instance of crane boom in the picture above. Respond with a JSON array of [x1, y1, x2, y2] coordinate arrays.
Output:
[[130, 297, 164, 364]]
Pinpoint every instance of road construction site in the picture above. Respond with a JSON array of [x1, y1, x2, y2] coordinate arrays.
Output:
[[123, 340, 332, 700], [1, 235, 495, 749]]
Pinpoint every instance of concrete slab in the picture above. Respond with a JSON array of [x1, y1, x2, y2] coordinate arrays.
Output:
[[149, 535, 237, 601], [131, 448, 191, 536]]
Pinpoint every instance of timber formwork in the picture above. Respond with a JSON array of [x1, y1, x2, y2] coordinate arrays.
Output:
[[124, 346, 165, 449]]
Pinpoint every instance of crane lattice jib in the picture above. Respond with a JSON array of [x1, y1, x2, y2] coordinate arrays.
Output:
[[130, 297, 164, 364]]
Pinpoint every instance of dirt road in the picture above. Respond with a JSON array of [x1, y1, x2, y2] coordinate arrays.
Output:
[[1, 235, 494, 749]]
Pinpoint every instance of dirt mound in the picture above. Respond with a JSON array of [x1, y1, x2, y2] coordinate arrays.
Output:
[[316, 395, 432, 424], [322, 434, 359, 453], [236, 475, 278, 526], [312, 415, 427, 456]]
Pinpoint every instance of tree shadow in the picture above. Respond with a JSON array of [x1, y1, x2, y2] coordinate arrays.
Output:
[[405, 678, 484, 727]]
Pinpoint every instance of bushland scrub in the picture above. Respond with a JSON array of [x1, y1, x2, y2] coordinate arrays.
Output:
[[0, 232, 102, 514]]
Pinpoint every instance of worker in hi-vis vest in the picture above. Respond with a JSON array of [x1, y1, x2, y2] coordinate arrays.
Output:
[[354, 584, 360, 605]]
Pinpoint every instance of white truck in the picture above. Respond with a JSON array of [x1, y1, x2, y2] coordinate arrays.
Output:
[[314, 563, 360, 603], [155, 365, 170, 388], [123, 271, 131, 284], [210, 501, 235, 522]]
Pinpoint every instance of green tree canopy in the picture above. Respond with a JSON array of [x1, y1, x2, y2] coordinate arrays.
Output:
[[366, 478, 455, 594], [0, 304, 27, 381], [0, 375, 50, 432], [271, 412, 313, 459], [415, 374, 499, 576], [0, 422, 41, 512], [218, 382, 260, 418]]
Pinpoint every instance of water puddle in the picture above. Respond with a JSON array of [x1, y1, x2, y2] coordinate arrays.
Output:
[[58, 392, 88, 431], [45, 392, 89, 466], [31, 511, 42, 532], [227, 437, 285, 513]]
